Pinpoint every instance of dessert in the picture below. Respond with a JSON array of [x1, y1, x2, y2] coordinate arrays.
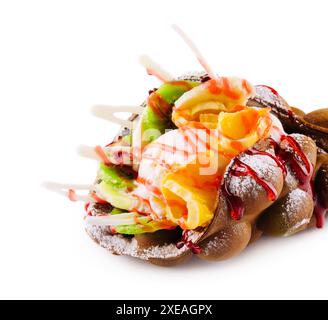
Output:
[[46, 26, 328, 266]]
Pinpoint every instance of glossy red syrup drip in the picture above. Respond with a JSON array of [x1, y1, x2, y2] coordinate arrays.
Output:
[[257, 85, 296, 123], [224, 158, 278, 221], [281, 136, 311, 173], [313, 180, 328, 228], [269, 137, 313, 192], [279, 136, 313, 194], [314, 196, 326, 229], [233, 159, 278, 201], [246, 149, 287, 176], [224, 135, 316, 223], [223, 183, 245, 221], [176, 231, 202, 254], [84, 202, 90, 212]]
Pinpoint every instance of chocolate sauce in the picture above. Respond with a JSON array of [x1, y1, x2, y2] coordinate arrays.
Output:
[[288, 109, 296, 122], [148, 88, 158, 95], [200, 74, 211, 83]]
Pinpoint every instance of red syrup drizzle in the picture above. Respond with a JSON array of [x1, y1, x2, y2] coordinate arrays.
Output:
[[314, 191, 327, 229], [176, 134, 320, 251], [257, 85, 298, 124], [313, 167, 328, 228], [223, 158, 279, 221], [176, 231, 202, 255], [246, 149, 287, 177], [258, 85, 279, 96], [85, 202, 91, 216], [277, 137, 328, 227], [279, 136, 313, 193], [224, 135, 317, 223]]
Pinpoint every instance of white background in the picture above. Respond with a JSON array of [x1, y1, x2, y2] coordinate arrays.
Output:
[[1, 0, 328, 300]]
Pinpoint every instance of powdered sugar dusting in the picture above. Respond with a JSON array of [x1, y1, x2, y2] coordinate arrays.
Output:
[[282, 188, 312, 236], [285, 167, 299, 191], [283, 188, 309, 215], [202, 229, 230, 255], [227, 147, 282, 200], [177, 71, 207, 81], [86, 225, 198, 261], [291, 133, 311, 148], [86, 225, 138, 256]]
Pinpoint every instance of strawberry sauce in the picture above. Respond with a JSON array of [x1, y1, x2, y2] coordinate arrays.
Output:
[[224, 135, 317, 223], [313, 169, 328, 228], [275, 136, 313, 194], [314, 196, 327, 229], [223, 158, 278, 221], [176, 230, 202, 254], [258, 85, 279, 96]]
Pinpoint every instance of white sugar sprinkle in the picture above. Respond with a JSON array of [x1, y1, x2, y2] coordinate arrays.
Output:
[[86, 225, 192, 260]]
